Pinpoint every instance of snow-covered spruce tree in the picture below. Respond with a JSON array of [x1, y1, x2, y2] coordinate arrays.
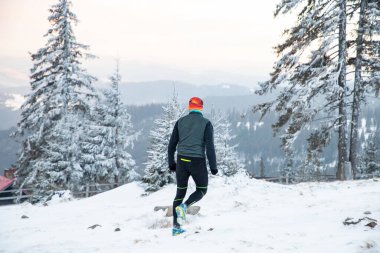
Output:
[[254, 0, 350, 180], [78, 112, 108, 190], [142, 91, 185, 192], [211, 110, 244, 177], [349, 0, 380, 177], [95, 63, 138, 187], [281, 150, 297, 184], [14, 0, 97, 201], [362, 124, 380, 176], [298, 128, 329, 181]]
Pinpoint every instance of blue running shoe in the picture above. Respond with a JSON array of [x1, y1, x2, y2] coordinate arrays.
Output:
[[172, 227, 186, 236], [175, 203, 188, 223]]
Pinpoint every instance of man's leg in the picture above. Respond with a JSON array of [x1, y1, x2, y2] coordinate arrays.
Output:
[[173, 158, 190, 227], [184, 157, 208, 207]]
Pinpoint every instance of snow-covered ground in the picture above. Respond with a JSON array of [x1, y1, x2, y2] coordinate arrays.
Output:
[[1, 174, 380, 253]]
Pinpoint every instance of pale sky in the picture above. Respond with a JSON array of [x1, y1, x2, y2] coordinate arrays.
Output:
[[0, 0, 294, 88]]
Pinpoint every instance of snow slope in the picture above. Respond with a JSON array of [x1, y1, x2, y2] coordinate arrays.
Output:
[[1, 174, 380, 253]]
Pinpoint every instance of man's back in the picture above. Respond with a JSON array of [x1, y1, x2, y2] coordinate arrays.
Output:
[[168, 111, 216, 171], [177, 112, 209, 158]]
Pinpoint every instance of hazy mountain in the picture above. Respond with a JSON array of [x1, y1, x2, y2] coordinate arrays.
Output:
[[118, 80, 255, 105], [204, 94, 277, 112], [0, 128, 19, 174], [0, 81, 258, 130], [0, 107, 20, 131]]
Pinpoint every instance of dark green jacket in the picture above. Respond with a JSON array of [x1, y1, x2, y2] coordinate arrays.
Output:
[[168, 111, 217, 171]]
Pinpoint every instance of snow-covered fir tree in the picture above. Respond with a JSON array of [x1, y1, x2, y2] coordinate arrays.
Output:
[[95, 62, 138, 186], [142, 91, 185, 192], [211, 110, 244, 177], [280, 150, 297, 184], [79, 112, 109, 189], [297, 128, 329, 182], [361, 122, 380, 176], [254, 0, 350, 180], [14, 0, 97, 201]]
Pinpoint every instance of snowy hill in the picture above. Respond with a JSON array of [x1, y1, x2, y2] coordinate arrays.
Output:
[[1, 175, 379, 253]]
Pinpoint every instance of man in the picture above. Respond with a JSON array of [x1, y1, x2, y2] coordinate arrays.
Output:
[[168, 96, 218, 236]]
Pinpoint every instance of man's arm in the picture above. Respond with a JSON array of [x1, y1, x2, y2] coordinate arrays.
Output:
[[168, 121, 179, 168], [204, 121, 217, 174]]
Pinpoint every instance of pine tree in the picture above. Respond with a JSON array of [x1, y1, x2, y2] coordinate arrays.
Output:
[[211, 110, 244, 177], [254, 0, 350, 180], [362, 123, 380, 176], [14, 0, 97, 201], [298, 128, 329, 181], [337, 0, 348, 180], [142, 91, 185, 192], [79, 111, 109, 188], [78, 63, 138, 191], [281, 150, 296, 184], [97, 62, 138, 186], [349, 0, 380, 178]]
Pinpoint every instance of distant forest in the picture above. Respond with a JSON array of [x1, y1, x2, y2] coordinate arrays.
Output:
[[1, 103, 379, 178], [112, 103, 380, 178]]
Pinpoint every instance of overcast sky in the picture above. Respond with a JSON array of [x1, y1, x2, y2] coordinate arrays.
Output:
[[0, 0, 294, 89]]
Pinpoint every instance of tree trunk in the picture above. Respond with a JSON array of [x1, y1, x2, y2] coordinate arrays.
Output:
[[260, 156, 265, 177], [349, 0, 368, 180], [337, 0, 348, 180], [115, 64, 121, 183]]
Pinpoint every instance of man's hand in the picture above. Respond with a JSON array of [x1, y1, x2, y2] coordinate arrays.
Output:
[[211, 168, 218, 175], [169, 163, 176, 173]]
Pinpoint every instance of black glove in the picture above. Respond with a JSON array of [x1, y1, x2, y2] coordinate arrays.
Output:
[[211, 168, 218, 175], [169, 163, 176, 173]]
